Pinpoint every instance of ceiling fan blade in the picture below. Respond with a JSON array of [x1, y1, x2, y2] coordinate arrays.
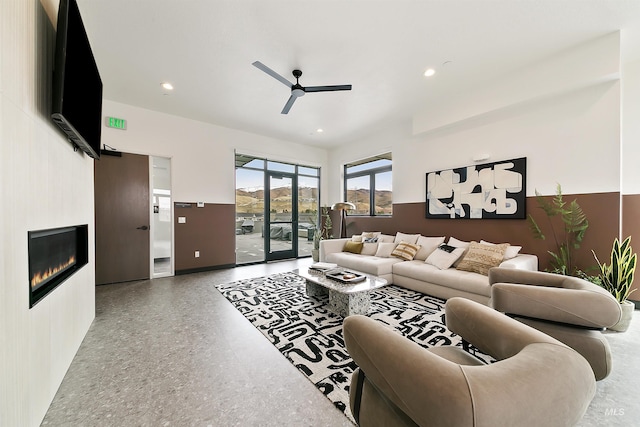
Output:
[[304, 84, 352, 93], [281, 95, 297, 114], [252, 61, 293, 88]]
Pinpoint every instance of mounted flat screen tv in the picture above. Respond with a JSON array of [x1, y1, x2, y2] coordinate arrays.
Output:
[[51, 0, 102, 159]]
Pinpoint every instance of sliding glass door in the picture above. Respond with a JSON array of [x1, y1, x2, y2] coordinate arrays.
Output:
[[235, 153, 319, 264], [265, 172, 296, 261]]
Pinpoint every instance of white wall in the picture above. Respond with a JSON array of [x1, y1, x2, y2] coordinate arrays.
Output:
[[328, 34, 622, 204], [1, 1, 95, 425], [101, 100, 330, 204], [622, 58, 640, 194]]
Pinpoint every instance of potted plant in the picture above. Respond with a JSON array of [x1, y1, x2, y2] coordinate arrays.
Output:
[[311, 206, 332, 262], [528, 184, 588, 275], [593, 236, 637, 332]]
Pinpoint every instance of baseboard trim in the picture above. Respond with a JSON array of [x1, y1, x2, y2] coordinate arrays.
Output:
[[175, 264, 235, 275]]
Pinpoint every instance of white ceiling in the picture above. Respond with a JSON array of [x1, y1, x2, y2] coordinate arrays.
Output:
[[77, 0, 640, 148]]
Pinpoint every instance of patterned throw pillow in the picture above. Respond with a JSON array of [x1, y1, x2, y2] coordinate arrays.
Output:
[[361, 231, 381, 240], [391, 242, 421, 261], [456, 242, 509, 275], [480, 240, 521, 259]]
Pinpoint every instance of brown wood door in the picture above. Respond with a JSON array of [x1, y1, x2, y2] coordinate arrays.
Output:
[[94, 152, 150, 284]]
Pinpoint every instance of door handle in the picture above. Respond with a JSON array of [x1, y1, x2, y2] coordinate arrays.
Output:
[[137, 225, 149, 231]]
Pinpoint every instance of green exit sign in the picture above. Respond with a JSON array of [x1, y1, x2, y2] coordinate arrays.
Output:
[[106, 117, 127, 130]]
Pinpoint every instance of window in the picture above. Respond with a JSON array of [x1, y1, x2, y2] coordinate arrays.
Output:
[[344, 154, 392, 216]]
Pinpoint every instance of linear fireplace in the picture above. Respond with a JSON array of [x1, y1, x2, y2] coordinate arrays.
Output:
[[28, 225, 88, 308]]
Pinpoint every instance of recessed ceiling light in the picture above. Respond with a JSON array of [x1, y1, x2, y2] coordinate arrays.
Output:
[[161, 82, 174, 90], [424, 68, 436, 77], [316, 128, 324, 133]]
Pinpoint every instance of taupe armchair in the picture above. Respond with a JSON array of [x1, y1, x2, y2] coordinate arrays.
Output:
[[489, 267, 622, 380], [344, 297, 595, 427]]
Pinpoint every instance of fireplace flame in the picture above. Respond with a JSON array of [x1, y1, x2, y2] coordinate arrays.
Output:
[[31, 255, 76, 288]]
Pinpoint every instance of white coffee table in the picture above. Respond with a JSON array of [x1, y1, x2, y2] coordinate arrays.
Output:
[[294, 268, 388, 317]]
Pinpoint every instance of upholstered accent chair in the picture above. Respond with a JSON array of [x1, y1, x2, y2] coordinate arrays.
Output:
[[343, 297, 595, 427], [489, 267, 622, 380]]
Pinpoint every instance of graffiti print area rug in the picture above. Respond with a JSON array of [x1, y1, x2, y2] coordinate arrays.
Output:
[[215, 272, 492, 424]]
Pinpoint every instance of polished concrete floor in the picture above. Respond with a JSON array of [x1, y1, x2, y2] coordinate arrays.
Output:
[[42, 259, 640, 426]]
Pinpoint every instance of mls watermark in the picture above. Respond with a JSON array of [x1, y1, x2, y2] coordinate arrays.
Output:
[[605, 408, 625, 416]]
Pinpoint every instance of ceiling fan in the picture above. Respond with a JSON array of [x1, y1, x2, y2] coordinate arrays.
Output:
[[252, 61, 352, 114]]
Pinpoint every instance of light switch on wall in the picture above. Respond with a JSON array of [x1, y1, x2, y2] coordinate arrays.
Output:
[[178, 217, 186, 224], [195, 251, 200, 258]]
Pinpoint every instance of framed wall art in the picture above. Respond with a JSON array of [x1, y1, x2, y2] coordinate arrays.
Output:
[[426, 157, 526, 219]]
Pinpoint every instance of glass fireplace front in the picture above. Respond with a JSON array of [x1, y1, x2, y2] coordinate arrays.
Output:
[[28, 225, 88, 307]]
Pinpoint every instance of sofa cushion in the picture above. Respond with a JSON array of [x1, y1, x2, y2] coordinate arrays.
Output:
[[344, 241, 364, 254], [361, 242, 379, 256], [379, 234, 396, 243], [375, 242, 398, 257], [448, 237, 471, 267], [394, 232, 420, 244], [325, 252, 404, 277], [425, 244, 466, 269], [456, 242, 509, 275], [414, 236, 446, 260], [393, 260, 491, 297], [391, 242, 421, 261]]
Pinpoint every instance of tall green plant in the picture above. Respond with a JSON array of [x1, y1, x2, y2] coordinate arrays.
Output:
[[528, 184, 588, 275], [593, 236, 637, 303]]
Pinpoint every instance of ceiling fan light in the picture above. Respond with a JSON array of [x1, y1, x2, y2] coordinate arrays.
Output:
[[292, 88, 305, 97]]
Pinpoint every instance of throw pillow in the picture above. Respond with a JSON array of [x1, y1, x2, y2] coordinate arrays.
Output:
[[480, 240, 521, 260], [343, 241, 363, 254], [361, 242, 379, 256], [361, 231, 381, 240], [447, 237, 471, 267], [375, 242, 398, 258], [425, 244, 466, 270], [414, 236, 446, 260], [456, 242, 509, 275], [351, 235, 363, 242], [364, 237, 379, 243], [391, 242, 421, 261], [379, 234, 396, 243], [394, 232, 420, 244]]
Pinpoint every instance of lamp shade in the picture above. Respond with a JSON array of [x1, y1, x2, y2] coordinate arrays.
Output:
[[331, 202, 355, 211]]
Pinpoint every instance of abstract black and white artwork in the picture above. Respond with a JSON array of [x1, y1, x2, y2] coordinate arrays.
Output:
[[426, 157, 526, 219]]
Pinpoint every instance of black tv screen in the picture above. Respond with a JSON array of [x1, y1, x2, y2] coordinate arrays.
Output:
[[51, 0, 102, 159]]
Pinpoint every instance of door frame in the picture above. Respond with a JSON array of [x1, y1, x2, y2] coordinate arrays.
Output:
[[265, 171, 297, 261], [149, 156, 174, 278]]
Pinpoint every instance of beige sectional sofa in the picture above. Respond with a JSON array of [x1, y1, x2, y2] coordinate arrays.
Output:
[[319, 232, 538, 305]]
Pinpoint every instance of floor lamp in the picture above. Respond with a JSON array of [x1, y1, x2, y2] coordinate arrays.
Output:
[[331, 202, 356, 238]]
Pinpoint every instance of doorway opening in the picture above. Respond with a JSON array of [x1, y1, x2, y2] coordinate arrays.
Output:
[[151, 156, 173, 277], [235, 153, 319, 264]]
